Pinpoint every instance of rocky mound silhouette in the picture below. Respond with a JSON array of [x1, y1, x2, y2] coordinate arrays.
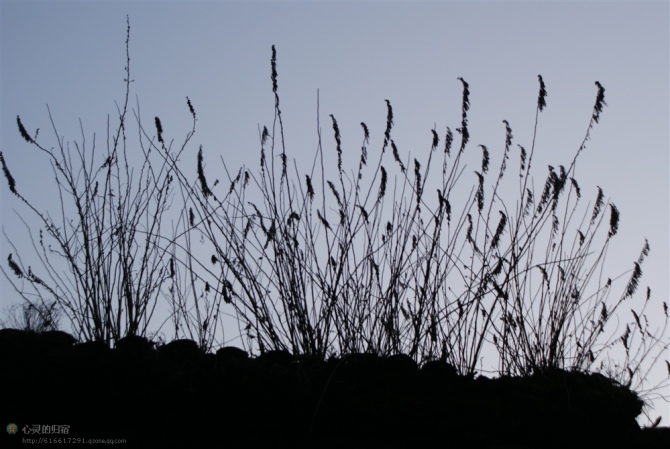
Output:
[[1, 329, 667, 448]]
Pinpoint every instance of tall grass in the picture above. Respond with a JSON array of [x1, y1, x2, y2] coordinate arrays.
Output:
[[1, 18, 176, 345], [2, 20, 667, 421], [172, 46, 666, 384]]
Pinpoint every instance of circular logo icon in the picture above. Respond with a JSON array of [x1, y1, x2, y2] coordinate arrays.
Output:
[[6, 423, 18, 435]]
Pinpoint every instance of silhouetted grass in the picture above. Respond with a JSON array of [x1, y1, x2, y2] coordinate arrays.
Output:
[[1, 19, 667, 427], [151, 45, 667, 411], [1, 17, 175, 346]]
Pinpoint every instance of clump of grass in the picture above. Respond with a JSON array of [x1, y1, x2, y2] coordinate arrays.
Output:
[[171, 46, 667, 412], [0, 300, 62, 333], [1, 17, 178, 347]]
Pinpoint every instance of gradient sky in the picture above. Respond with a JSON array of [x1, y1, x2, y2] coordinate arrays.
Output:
[[1, 1, 668, 425]]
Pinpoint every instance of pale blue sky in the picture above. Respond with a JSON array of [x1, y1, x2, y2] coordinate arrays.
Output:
[[1, 1, 668, 424]]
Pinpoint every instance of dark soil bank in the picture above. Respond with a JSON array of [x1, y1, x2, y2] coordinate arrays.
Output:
[[1, 329, 667, 448]]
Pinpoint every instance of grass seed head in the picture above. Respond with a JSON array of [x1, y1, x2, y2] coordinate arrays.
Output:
[[0, 152, 17, 195], [592, 81, 606, 124], [537, 75, 547, 111], [8, 253, 24, 278], [361, 122, 369, 143], [608, 203, 620, 237], [17, 116, 33, 143], [155, 117, 164, 143], [197, 146, 212, 198], [187, 97, 196, 119]]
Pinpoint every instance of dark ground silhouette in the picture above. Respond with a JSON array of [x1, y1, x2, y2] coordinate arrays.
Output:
[[1, 329, 667, 448]]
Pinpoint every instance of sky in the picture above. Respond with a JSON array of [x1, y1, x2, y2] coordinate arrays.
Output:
[[1, 1, 668, 425]]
